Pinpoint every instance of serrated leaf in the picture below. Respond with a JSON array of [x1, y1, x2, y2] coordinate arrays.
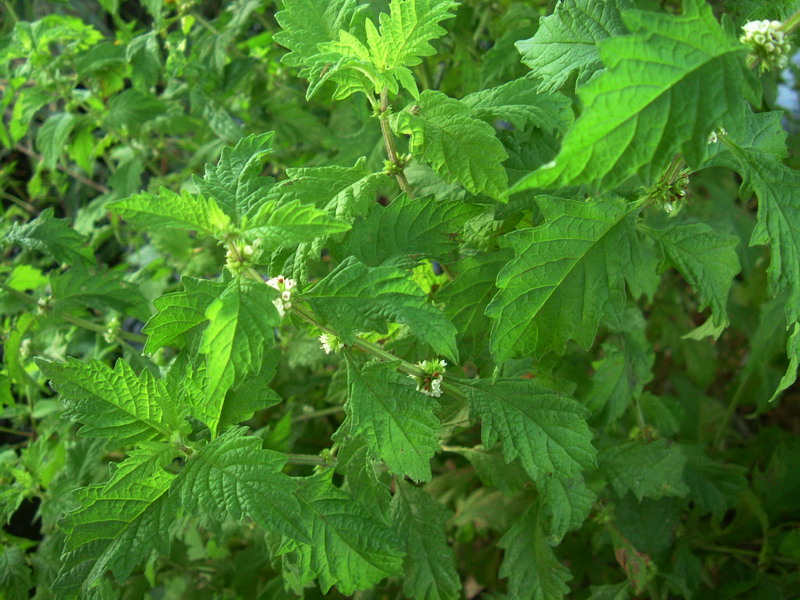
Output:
[[539, 474, 596, 544], [241, 198, 351, 249], [104, 89, 165, 135], [3, 207, 95, 266], [647, 222, 740, 334], [451, 446, 530, 495], [391, 480, 461, 600], [439, 250, 511, 359], [599, 440, 690, 501], [286, 471, 405, 595], [306, 256, 459, 361], [200, 276, 281, 402], [36, 112, 76, 169], [37, 358, 177, 447], [464, 378, 596, 481], [516, 0, 632, 93], [393, 90, 508, 199], [770, 322, 800, 404], [462, 78, 573, 133], [173, 427, 309, 542], [54, 444, 178, 597], [0, 546, 32, 600], [702, 106, 787, 171], [498, 503, 572, 600], [345, 360, 440, 482], [487, 196, 641, 362], [219, 349, 283, 430], [193, 133, 276, 225], [50, 267, 150, 322], [681, 445, 747, 518], [110, 188, 230, 238], [514, 0, 759, 192], [143, 278, 225, 354], [338, 195, 481, 267]]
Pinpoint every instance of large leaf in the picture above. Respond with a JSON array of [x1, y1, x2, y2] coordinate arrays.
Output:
[[516, 0, 632, 93], [109, 188, 230, 238], [393, 90, 508, 198], [486, 196, 641, 362], [513, 0, 759, 192], [599, 440, 690, 501], [37, 358, 177, 447], [391, 480, 461, 600], [338, 194, 481, 267], [285, 472, 405, 595], [241, 198, 351, 250], [199, 277, 281, 403], [193, 133, 276, 225], [306, 256, 459, 361], [464, 378, 596, 481], [173, 427, 309, 542], [345, 361, 440, 482]]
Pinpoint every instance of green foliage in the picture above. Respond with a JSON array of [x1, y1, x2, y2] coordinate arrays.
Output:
[[3, 1, 800, 598]]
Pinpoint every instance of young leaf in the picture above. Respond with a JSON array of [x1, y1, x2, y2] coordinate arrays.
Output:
[[337, 194, 481, 267], [462, 78, 574, 134], [306, 256, 459, 361], [36, 112, 77, 169], [37, 358, 177, 447], [54, 444, 179, 597], [345, 360, 440, 482], [599, 440, 690, 501], [200, 276, 281, 402], [487, 196, 641, 362], [498, 503, 572, 600], [464, 378, 596, 481], [391, 480, 461, 600], [172, 427, 309, 542], [3, 208, 95, 267], [109, 188, 230, 238], [143, 278, 226, 354], [287, 471, 405, 595], [514, 0, 759, 192], [193, 133, 276, 225], [646, 222, 740, 335], [393, 90, 508, 199], [241, 198, 351, 250], [516, 0, 632, 93]]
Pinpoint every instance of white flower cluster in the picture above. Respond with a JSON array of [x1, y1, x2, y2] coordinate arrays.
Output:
[[740, 20, 791, 70], [409, 359, 447, 398], [319, 333, 343, 354], [265, 275, 296, 318]]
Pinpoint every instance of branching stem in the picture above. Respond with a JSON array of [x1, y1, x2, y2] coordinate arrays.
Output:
[[378, 89, 414, 200]]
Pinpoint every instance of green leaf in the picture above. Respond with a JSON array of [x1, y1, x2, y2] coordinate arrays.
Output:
[[35, 112, 76, 170], [538, 474, 596, 545], [498, 503, 572, 600], [143, 278, 226, 354], [200, 276, 281, 401], [241, 199, 351, 250], [702, 107, 787, 171], [37, 358, 177, 447], [514, 0, 759, 192], [438, 250, 511, 358], [9, 88, 51, 143], [516, 0, 632, 93], [462, 78, 574, 133], [194, 133, 277, 225], [219, 349, 283, 430], [306, 256, 459, 361], [367, 0, 458, 72], [0, 546, 32, 600], [54, 444, 179, 597], [126, 32, 162, 90], [464, 378, 596, 481], [173, 427, 309, 542], [3, 208, 95, 266], [393, 90, 509, 199], [681, 445, 747, 518], [770, 322, 800, 404], [50, 267, 150, 322], [345, 360, 440, 482], [391, 480, 461, 600], [646, 222, 740, 335], [104, 89, 166, 135], [599, 440, 690, 501], [486, 196, 641, 362], [337, 194, 481, 267], [286, 471, 405, 595], [110, 188, 231, 238]]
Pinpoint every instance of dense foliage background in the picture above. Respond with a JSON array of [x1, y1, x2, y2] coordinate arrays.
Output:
[[2, 0, 800, 598]]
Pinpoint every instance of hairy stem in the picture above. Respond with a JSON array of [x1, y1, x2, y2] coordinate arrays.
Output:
[[379, 89, 415, 200]]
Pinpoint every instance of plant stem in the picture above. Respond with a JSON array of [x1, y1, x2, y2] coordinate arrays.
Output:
[[291, 406, 345, 423], [781, 8, 800, 35], [378, 89, 414, 200], [713, 374, 749, 452], [694, 543, 797, 565], [14, 144, 109, 194], [286, 453, 335, 467], [0, 425, 33, 437]]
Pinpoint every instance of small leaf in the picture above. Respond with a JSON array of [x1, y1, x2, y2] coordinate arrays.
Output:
[[3, 208, 95, 267]]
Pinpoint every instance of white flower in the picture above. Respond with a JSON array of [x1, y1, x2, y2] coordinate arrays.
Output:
[[319, 333, 343, 354], [740, 19, 791, 71], [265, 275, 297, 318], [409, 359, 447, 397]]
